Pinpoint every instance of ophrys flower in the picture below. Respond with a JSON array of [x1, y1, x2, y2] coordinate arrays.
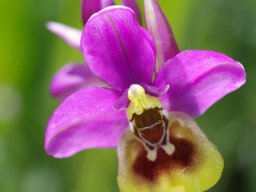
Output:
[[45, 4, 246, 192]]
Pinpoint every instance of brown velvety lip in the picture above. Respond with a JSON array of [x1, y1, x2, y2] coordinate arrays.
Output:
[[132, 120, 197, 183]]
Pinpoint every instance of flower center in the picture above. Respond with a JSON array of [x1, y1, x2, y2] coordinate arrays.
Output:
[[126, 84, 175, 161]]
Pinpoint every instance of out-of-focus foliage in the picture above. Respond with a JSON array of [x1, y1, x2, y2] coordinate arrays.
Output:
[[0, 0, 255, 191]]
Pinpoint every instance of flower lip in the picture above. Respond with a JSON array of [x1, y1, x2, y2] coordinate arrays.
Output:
[[133, 137, 195, 183], [118, 112, 224, 191]]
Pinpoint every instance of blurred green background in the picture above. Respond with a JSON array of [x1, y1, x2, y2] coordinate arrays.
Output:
[[0, 0, 255, 191]]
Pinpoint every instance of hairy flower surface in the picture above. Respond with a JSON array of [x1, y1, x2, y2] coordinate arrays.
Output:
[[45, 2, 246, 192]]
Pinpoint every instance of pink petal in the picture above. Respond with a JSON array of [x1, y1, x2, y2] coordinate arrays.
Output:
[[122, 0, 142, 24], [81, 6, 156, 92], [50, 63, 107, 100], [45, 87, 128, 158], [81, 0, 115, 24], [154, 50, 246, 117], [47, 22, 82, 49], [144, 0, 179, 73]]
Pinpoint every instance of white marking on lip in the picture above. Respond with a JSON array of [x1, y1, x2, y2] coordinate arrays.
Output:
[[161, 142, 175, 156], [146, 148, 157, 161], [129, 122, 134, 132]]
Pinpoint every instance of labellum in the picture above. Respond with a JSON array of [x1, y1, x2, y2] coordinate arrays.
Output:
[[118, 84, 224, 192]]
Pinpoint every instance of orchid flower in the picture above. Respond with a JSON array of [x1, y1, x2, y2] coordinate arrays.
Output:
[[45, 2, 246, 192], [47, 0, 141, 99]]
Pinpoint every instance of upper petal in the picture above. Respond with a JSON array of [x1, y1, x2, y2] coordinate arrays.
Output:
[[45, 87, 128, 158], [81, 6, 156, 92], [81, 0, 115, 24], [47, 22, 82, 49], [154, 50, 246, 117], [144, 0, 179, 72], [50, 63, 107, 100]]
